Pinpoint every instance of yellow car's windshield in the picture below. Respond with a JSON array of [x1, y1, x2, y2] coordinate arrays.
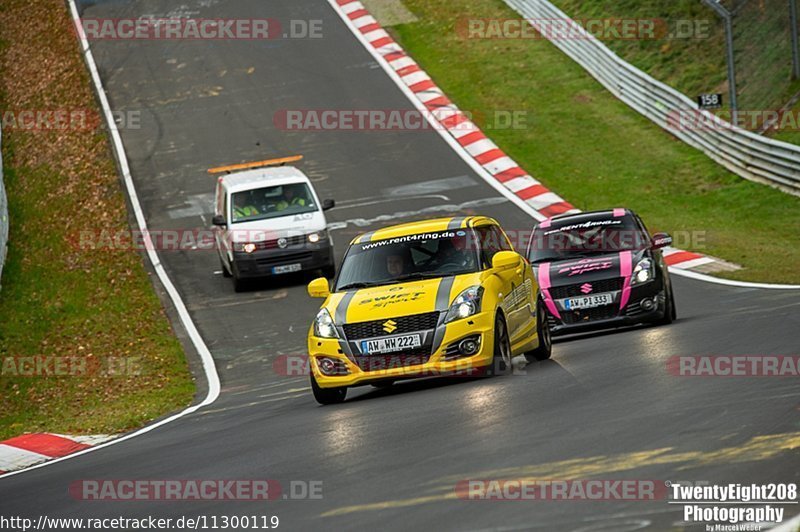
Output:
[[335, 229, 481, 291]]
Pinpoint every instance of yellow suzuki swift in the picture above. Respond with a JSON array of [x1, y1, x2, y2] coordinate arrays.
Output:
[[306, 216, 551, 404]]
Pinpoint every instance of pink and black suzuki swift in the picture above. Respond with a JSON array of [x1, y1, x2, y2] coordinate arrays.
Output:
[[526, 209, 676, 335]]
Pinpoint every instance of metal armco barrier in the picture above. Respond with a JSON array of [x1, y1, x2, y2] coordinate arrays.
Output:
[[504, 0, 800, 196]]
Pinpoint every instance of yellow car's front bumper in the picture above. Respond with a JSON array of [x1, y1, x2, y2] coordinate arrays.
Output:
[[309, 311, 496, 388]]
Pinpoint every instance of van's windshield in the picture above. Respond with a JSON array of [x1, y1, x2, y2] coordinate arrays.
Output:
[[231, 183, 317, 223]]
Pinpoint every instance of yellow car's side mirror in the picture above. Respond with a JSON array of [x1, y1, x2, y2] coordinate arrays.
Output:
[[307, 277, 331, 298], [492, 250, 522, 271]]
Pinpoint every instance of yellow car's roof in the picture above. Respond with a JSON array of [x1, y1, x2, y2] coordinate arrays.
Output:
[[350, 216, 497, 245]]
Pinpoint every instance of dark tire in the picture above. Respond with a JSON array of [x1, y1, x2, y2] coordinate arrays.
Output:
[[310, 373, 347, 405], [220, 256, 232, 278], [232, 274, 247, 293], [525, 300, 552, 362], [655, 285, 676, 325], [669, 285, 677, 321], [485, 314, 512, 376]]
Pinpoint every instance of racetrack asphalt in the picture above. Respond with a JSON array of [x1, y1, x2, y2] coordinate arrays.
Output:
[[1, 0, 798, 530]]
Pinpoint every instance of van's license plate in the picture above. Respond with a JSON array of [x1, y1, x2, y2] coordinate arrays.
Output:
[[564, 293, 613, 310], [272, 263, 302, 274], [361, 334, 422, 355]]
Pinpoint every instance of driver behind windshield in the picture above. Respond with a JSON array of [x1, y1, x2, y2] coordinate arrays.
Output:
[[427, 236, 475, 271], [386, 251, 411, 277], [233, 192, 260, 221], [275, 184, 310, 211]]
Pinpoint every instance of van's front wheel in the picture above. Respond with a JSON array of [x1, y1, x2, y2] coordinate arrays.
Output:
[[232, 274, 248, 293], [220, 256, 232, 278]]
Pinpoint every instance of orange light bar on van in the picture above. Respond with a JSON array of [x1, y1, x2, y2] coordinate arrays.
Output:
[[207, 155, 304, 174]]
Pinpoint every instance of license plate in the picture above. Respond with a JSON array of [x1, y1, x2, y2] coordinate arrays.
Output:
[[564, 292, 613, 310], [360, 334, 422, 355], [272, 263, 302, 274]]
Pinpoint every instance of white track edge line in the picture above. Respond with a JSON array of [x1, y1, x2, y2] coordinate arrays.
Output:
[[669, 268, 800, 290], [0, 0, 222, 481], [329, 0, 800, 291]]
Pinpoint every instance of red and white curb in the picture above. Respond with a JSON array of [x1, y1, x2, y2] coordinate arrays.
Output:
[[331, 0, 760, 279], [0, 433, 115, 475]]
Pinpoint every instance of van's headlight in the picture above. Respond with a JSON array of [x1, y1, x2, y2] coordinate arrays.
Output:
[[445, 286, 483, 323], [631, 258, 653, 285], [313, 308, 339, 338], [234, 242, 257, 253], [308, 231, 326, 243]]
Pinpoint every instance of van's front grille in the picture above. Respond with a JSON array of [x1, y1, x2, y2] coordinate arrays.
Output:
[[254, 235, 307, 250]]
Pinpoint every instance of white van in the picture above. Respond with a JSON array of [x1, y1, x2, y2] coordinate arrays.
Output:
[[210, 156, 336, 292]]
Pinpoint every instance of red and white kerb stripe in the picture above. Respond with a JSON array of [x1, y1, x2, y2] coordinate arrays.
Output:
[[0, 433, 113, 475]]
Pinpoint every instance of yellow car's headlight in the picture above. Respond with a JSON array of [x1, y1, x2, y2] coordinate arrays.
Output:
[[313, 308, 339, 338], [444, 285, 483, 323]]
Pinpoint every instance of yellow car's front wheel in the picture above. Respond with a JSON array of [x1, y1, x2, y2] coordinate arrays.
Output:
[[484, 314, 512, 377], [310, 373, 347, 405]]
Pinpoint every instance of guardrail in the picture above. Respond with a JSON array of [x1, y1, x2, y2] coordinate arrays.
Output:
[[504, 0, 800, 196], [0, 123, 7, 290]]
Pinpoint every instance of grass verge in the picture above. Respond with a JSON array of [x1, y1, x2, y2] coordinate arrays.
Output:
[[546, 0, 800, 144], [0, 0, 195, 440], [389, 0, 800, 283]]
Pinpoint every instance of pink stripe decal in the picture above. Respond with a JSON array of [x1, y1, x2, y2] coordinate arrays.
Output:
[[613, 208, 625, 217], [619, 251, 632, 310], [537, 263, 561, 319]]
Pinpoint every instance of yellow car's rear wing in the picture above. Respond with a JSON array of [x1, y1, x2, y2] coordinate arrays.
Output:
[[207, 155, 303, 174]]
